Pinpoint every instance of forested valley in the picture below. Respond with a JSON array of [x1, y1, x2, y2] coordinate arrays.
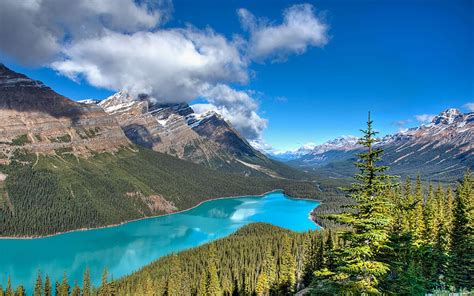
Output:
[[0, 147, 334, 237], [1, 116, 472, 295]]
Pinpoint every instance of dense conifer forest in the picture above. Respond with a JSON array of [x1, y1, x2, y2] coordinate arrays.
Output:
[[0, 146, 338, 237], [1, 116, 472, 295]]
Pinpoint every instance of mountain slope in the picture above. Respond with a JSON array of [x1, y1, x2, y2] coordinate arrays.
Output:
[[96, 91, 307, 179], [289, 109, 474, 180], [0, 148, 319, 237], [0, 65, 321, 237], [0, 64, 130, 160]]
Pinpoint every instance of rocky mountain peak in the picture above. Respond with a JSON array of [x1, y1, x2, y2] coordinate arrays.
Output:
[[0, 64, 47, 89], [431, 108, 463, 125], [309, 135, 360, 154]]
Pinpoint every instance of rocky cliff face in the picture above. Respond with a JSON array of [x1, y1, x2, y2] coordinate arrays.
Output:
[[0, 64, 130, 162], [97, 91, 273, 174]]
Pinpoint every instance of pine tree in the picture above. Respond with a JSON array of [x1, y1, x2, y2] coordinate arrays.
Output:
[[449, 172, 473, 290], [424, 183, 438, 243], [255, 271, 269, 296], [59, 272, 69, 296], [54, 281, 59, 296], [44, 275, 51, 296], [262, 246, 277, 289], [206, 246, 221, 296], [71, 281, 80, 296], [412, 175, 425, 244], [34, 271, 42, 296], [14, 286, 25, 296], [5, 278, 12, 296], [82, 269, 91, 296], [144, 275, 154, 296], [302, 234, 321, 285], [99, 268, 109, 296], [197, 270, 207, 296], [435, 183, 445, 230], [402, 177, 413, 231], [166, 254, 182, 295], [313, 112, 394, 294], [444, 186, 455, 245], [278, 234, 297, 293]]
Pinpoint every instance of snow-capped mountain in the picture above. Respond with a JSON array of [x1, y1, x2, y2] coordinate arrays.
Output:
[[271, 136, 360, 161], [98, 90, 296, 178], [289, 108, 473, 180], [270, 143, 317, 160], [309, 136, 360, 154]]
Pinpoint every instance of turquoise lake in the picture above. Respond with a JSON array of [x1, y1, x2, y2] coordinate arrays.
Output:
[[0, 191, 319, 292]]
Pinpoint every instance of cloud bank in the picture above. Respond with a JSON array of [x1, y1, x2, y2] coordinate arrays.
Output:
[[0, 0, 170, 65], [238, 4, 328, 61], [0, 1, 328, 145]]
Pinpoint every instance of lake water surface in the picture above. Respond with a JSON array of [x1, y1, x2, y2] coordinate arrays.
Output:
[[0, 191, 319, 291]]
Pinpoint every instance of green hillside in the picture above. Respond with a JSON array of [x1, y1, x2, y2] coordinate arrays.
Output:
[[0, 147, 323, 237]]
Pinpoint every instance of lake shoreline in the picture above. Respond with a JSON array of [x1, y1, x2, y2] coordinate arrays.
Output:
[[0, 189, 321, 240]]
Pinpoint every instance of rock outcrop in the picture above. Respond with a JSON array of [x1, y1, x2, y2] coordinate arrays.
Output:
[[0, 64, 130, 160]]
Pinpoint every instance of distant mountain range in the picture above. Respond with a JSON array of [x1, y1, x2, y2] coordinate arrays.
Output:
[[277, 108, 473, 181]]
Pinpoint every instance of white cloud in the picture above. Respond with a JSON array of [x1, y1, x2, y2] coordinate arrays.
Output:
[[415, 114, 436, 123], [0, 1, 329, 147], [0, 0, 170, 65], [52, 29, 247, 103], [192, 85, 267, 142], [464, 102, 474, 112], [238, 4, 328, 61]]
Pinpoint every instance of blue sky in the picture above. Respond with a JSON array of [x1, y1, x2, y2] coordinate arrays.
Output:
[[1, 0, 472, 151]]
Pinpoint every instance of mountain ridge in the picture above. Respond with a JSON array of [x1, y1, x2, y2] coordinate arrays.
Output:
[[286, 108, 473, 180]]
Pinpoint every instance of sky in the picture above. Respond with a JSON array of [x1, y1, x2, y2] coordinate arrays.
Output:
[[0, 0, 472, 152]]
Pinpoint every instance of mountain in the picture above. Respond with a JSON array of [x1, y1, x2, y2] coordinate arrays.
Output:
[[0, 65, 322, 237], [0, 64, 130, 159], [280, 136, 360, 166], [289, 109, 474, 180], [97, 90, 306, 178], [269, 143, 317, 161]]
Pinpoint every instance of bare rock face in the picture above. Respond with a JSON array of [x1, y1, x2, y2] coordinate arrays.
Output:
[[99, 90, 268, 171], [0, 64, 130, 160]]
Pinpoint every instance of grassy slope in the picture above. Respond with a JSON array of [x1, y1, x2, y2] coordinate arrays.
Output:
[[0, 148, 325, 237]]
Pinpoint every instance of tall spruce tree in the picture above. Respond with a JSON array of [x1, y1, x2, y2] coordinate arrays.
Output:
[[166, 254, 182, 295], [14, 286, 25, 296], [313, 112, 394, 294], [99, 269, 109, 296], [412, 175, 425, 245], [206, 245, 221, 296], [424, 183, 437, 244], [449, 172, 473, 290], [5, 277, 12, 296], [261, 245, 277, 291], [33, 271, 42, 296], [71, 281, 80, 296], [82, 269, 91, 296], [43, 275, 51, 296], [59, 272, 69, 296]]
